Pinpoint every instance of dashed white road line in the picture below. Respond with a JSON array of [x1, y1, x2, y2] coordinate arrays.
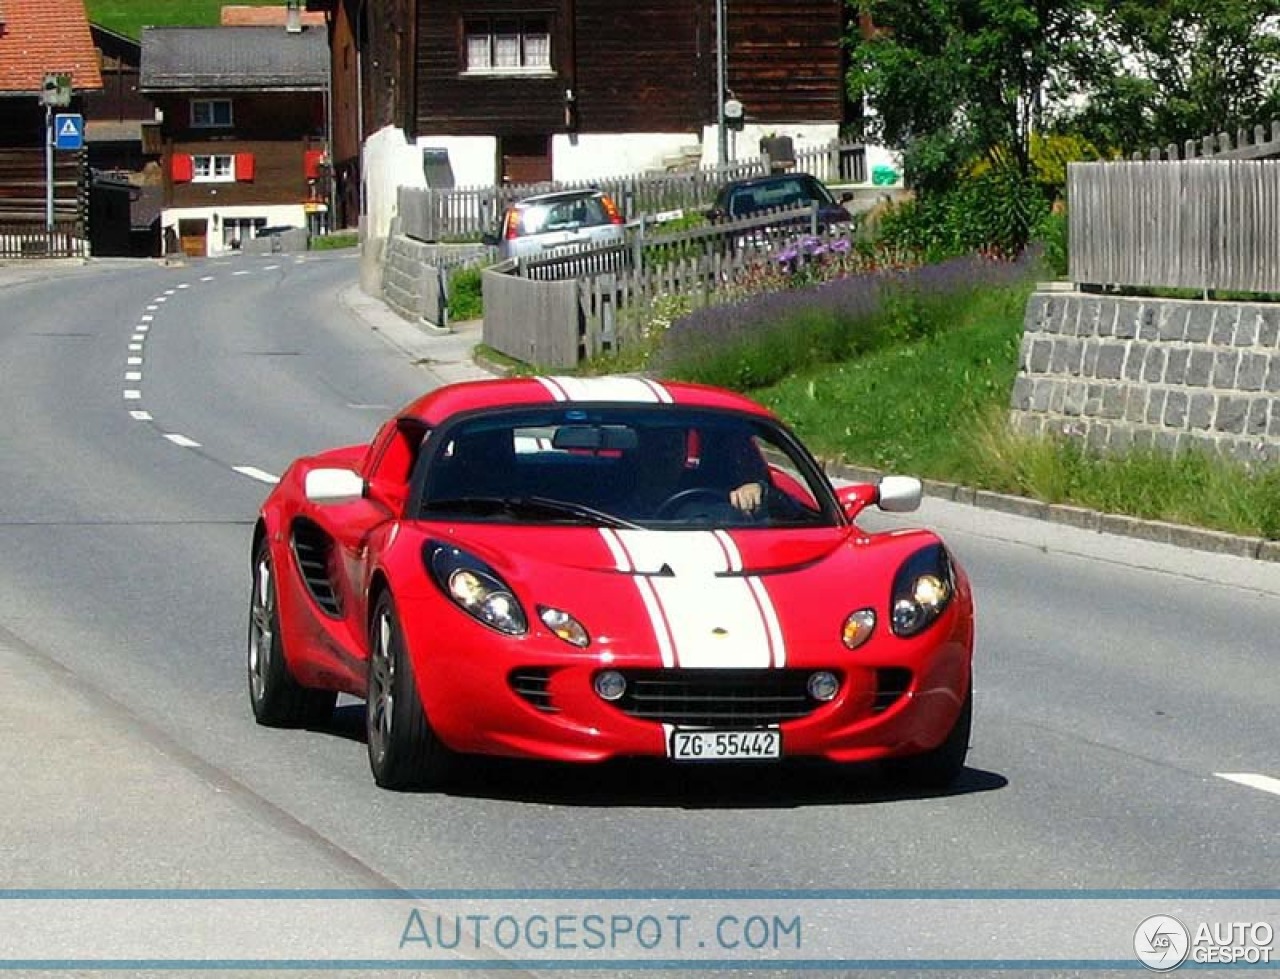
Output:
[[128, 343, 143, 351], [127, 356, 142, 366], [232, 270, 252, 277], [129, 410, 152, 421], [1216, 773, 1280, 798], [123, 389, 142, 400], [264, 264, 280, 271], [233, 466, 279, 484], [164, 433, 201, 448], [125, 371, 142, 381], [200, 276, 214, 282]]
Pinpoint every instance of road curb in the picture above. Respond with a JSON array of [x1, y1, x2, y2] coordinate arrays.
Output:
[[826, 462, 1278, 565]]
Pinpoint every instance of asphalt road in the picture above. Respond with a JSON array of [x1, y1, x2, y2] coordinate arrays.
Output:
[[0, 254, 1276, 975]]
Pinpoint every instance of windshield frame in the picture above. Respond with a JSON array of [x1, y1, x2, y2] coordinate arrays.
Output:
[[408, 403, 844, 530]]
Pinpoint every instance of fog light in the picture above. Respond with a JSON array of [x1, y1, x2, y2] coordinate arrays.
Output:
[[807, 671, 840, 702], [594, 670, 626, 701]]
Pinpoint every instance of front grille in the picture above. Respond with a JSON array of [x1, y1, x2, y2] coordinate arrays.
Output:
[[510, 668, 557, 712], [611, 669, 821, 728], [873, 668, 913, 713]]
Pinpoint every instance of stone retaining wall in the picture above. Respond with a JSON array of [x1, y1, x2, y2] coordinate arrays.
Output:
[[1011, 291, 1280, 464]]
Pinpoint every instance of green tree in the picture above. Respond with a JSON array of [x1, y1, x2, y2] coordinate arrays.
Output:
[[1059, 0, 1280, 153], [848, 0, 1094, 191]]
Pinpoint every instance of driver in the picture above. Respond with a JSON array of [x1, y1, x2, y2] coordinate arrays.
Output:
[[625, 427, 763, 519]]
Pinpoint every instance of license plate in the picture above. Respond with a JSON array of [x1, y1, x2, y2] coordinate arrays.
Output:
[[669, 729, 781, 761]]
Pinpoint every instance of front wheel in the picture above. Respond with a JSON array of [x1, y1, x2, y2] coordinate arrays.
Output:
[[247, 539, 336, 728], [882, 687, 971, 790], [366, 590, 453, 790]]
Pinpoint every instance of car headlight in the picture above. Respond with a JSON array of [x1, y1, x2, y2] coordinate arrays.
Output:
[[889, 544, 955, 638], [425, 542, 527, 636]]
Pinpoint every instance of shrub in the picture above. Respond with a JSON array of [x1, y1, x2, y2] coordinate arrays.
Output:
[[448, 266, 484, 321]]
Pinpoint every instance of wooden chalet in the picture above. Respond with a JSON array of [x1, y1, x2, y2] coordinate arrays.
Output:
[[309, 0, 851, 226], [0, 0, 103, 257], [140, 23, 330, 257]]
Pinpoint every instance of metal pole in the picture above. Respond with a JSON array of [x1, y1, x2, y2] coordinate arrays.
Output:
[[715, 0, 727, 166], [45, 104, 54, 230]]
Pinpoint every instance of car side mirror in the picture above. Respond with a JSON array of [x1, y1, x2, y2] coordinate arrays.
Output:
[[305, 468, 365, 504], [839, 191, 854, 204], [836, 476, 922, 518]]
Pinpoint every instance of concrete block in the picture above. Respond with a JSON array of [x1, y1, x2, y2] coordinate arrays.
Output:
[[1085, 383, 1104, 415], [1154, 430, 1181, 454], [1186, 349, 1214, 387], [1145, 390, 1168, 426], [1265, 359, 1280, 394], [1258, 309, 1280, 348], [1099, 513, 1172, 545], [1064, 382, 1087, 416], [1247, 398, 1269, 436], [1138, 305, 1159, 341], [1211, 308, 1238, 345], [1163, 390, 1189, 429], [973, 490, 1050, 520], [1011, 376, 1034, 411], [1097, 300, 1118, 337], [1270, 402, 1280, 438], [1212, 351, 1241, 389], [1031, 379, 1053, 412], [1132, 428, 1155, 452], [1215, 397, 1248, 434], [1186, 305, 1214, 343], [1238, 353, 1268, 391], [1113, 303, 1138, 339], [1086, 422, 1110, 451], [1158, 304, 1186, 341], [1259, 540, 1280, 563], [1049, 383, 1066, 413], [1164, 348, 1190, 384], [1234, 311, 1259, 347], [1048, 504, 1101, 530], [1101, 386, 1127, 420], [1125, 389, 1148, 423], [1051, 338, 1083, 374], [1110, 426, 1135, 454], [1096, 343, 1126, 380], [1142, 347, 1166, 383], [1082, 341, 1100, 377], [1188, 393, 1215, 430], [1029, 338, 1052, 373]]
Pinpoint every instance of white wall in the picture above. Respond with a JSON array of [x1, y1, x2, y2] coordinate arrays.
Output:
[[160, 204, 312, 257], [361, 125, 427, 243], [551, 133, 702, 182], [414, 135, 498, 189], [698, 122, 841, 170]]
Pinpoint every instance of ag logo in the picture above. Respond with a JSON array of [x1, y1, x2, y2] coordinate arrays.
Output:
[[1134, 914, 1190, 971]]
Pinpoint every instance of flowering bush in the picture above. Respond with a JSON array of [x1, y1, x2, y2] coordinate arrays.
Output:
[[654, 249, 1044, 390]]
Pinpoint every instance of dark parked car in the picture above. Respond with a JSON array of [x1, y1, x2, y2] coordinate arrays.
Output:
[[706, 173, 854, 226], [483, 188, 627, 259]]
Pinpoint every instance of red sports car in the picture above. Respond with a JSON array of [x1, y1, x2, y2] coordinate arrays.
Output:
[[248, 376, 974, 790]]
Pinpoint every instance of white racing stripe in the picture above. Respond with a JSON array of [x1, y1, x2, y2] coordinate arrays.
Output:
[[605, 529, 783, 669], [1215, 773, 1280, 797], [537, 375, 672, 403]]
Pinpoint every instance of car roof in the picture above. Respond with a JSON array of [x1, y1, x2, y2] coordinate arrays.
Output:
[[719, 172, 821, 192], [397, 376, 777, 426], [512, 188, 606, 207]]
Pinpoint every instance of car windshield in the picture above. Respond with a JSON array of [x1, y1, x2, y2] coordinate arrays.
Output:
[[415, 406, 839, 529], [515, 196, 608, 236], [726, 176, 835, 216]]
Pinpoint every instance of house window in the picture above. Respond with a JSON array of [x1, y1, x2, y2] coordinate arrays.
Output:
[[224, 217, 267, 249], [464, 17, 551, 73], [191, 99, 233, 128], [193, 154, 236, 183]]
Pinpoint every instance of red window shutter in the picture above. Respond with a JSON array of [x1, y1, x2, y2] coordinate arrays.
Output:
[[235, 153, 256, 181], [171, 153, 193, 183], [304, 149, 325, 180]]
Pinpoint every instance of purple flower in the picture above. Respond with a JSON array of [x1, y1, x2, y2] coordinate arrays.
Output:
[[830, 239, 852, 254]]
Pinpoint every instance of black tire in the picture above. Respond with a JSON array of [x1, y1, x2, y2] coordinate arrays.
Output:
[[247, 538, 337, 728], [366, 590, 453, 790], [883, 687, 972, 790]]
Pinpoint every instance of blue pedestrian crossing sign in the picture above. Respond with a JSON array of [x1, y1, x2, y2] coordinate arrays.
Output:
[[53, 114, 84, 151]]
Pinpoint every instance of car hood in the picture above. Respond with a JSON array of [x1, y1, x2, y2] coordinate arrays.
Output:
[[407, 523, 936, 667]]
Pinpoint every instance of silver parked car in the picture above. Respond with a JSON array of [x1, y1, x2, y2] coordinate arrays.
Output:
[[483, 188, 627, 259]]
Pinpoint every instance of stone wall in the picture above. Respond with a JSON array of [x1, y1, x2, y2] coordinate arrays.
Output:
[[1011, 290, 1280, 464]]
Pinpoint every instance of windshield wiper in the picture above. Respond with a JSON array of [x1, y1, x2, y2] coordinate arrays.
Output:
[[422, 496, 639, 530]]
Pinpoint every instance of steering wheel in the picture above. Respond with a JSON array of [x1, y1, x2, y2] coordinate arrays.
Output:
[[654, 487, 730, 519]]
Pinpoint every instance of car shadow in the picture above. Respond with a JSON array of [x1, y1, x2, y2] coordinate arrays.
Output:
[[323, 704, 1007, 807]]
